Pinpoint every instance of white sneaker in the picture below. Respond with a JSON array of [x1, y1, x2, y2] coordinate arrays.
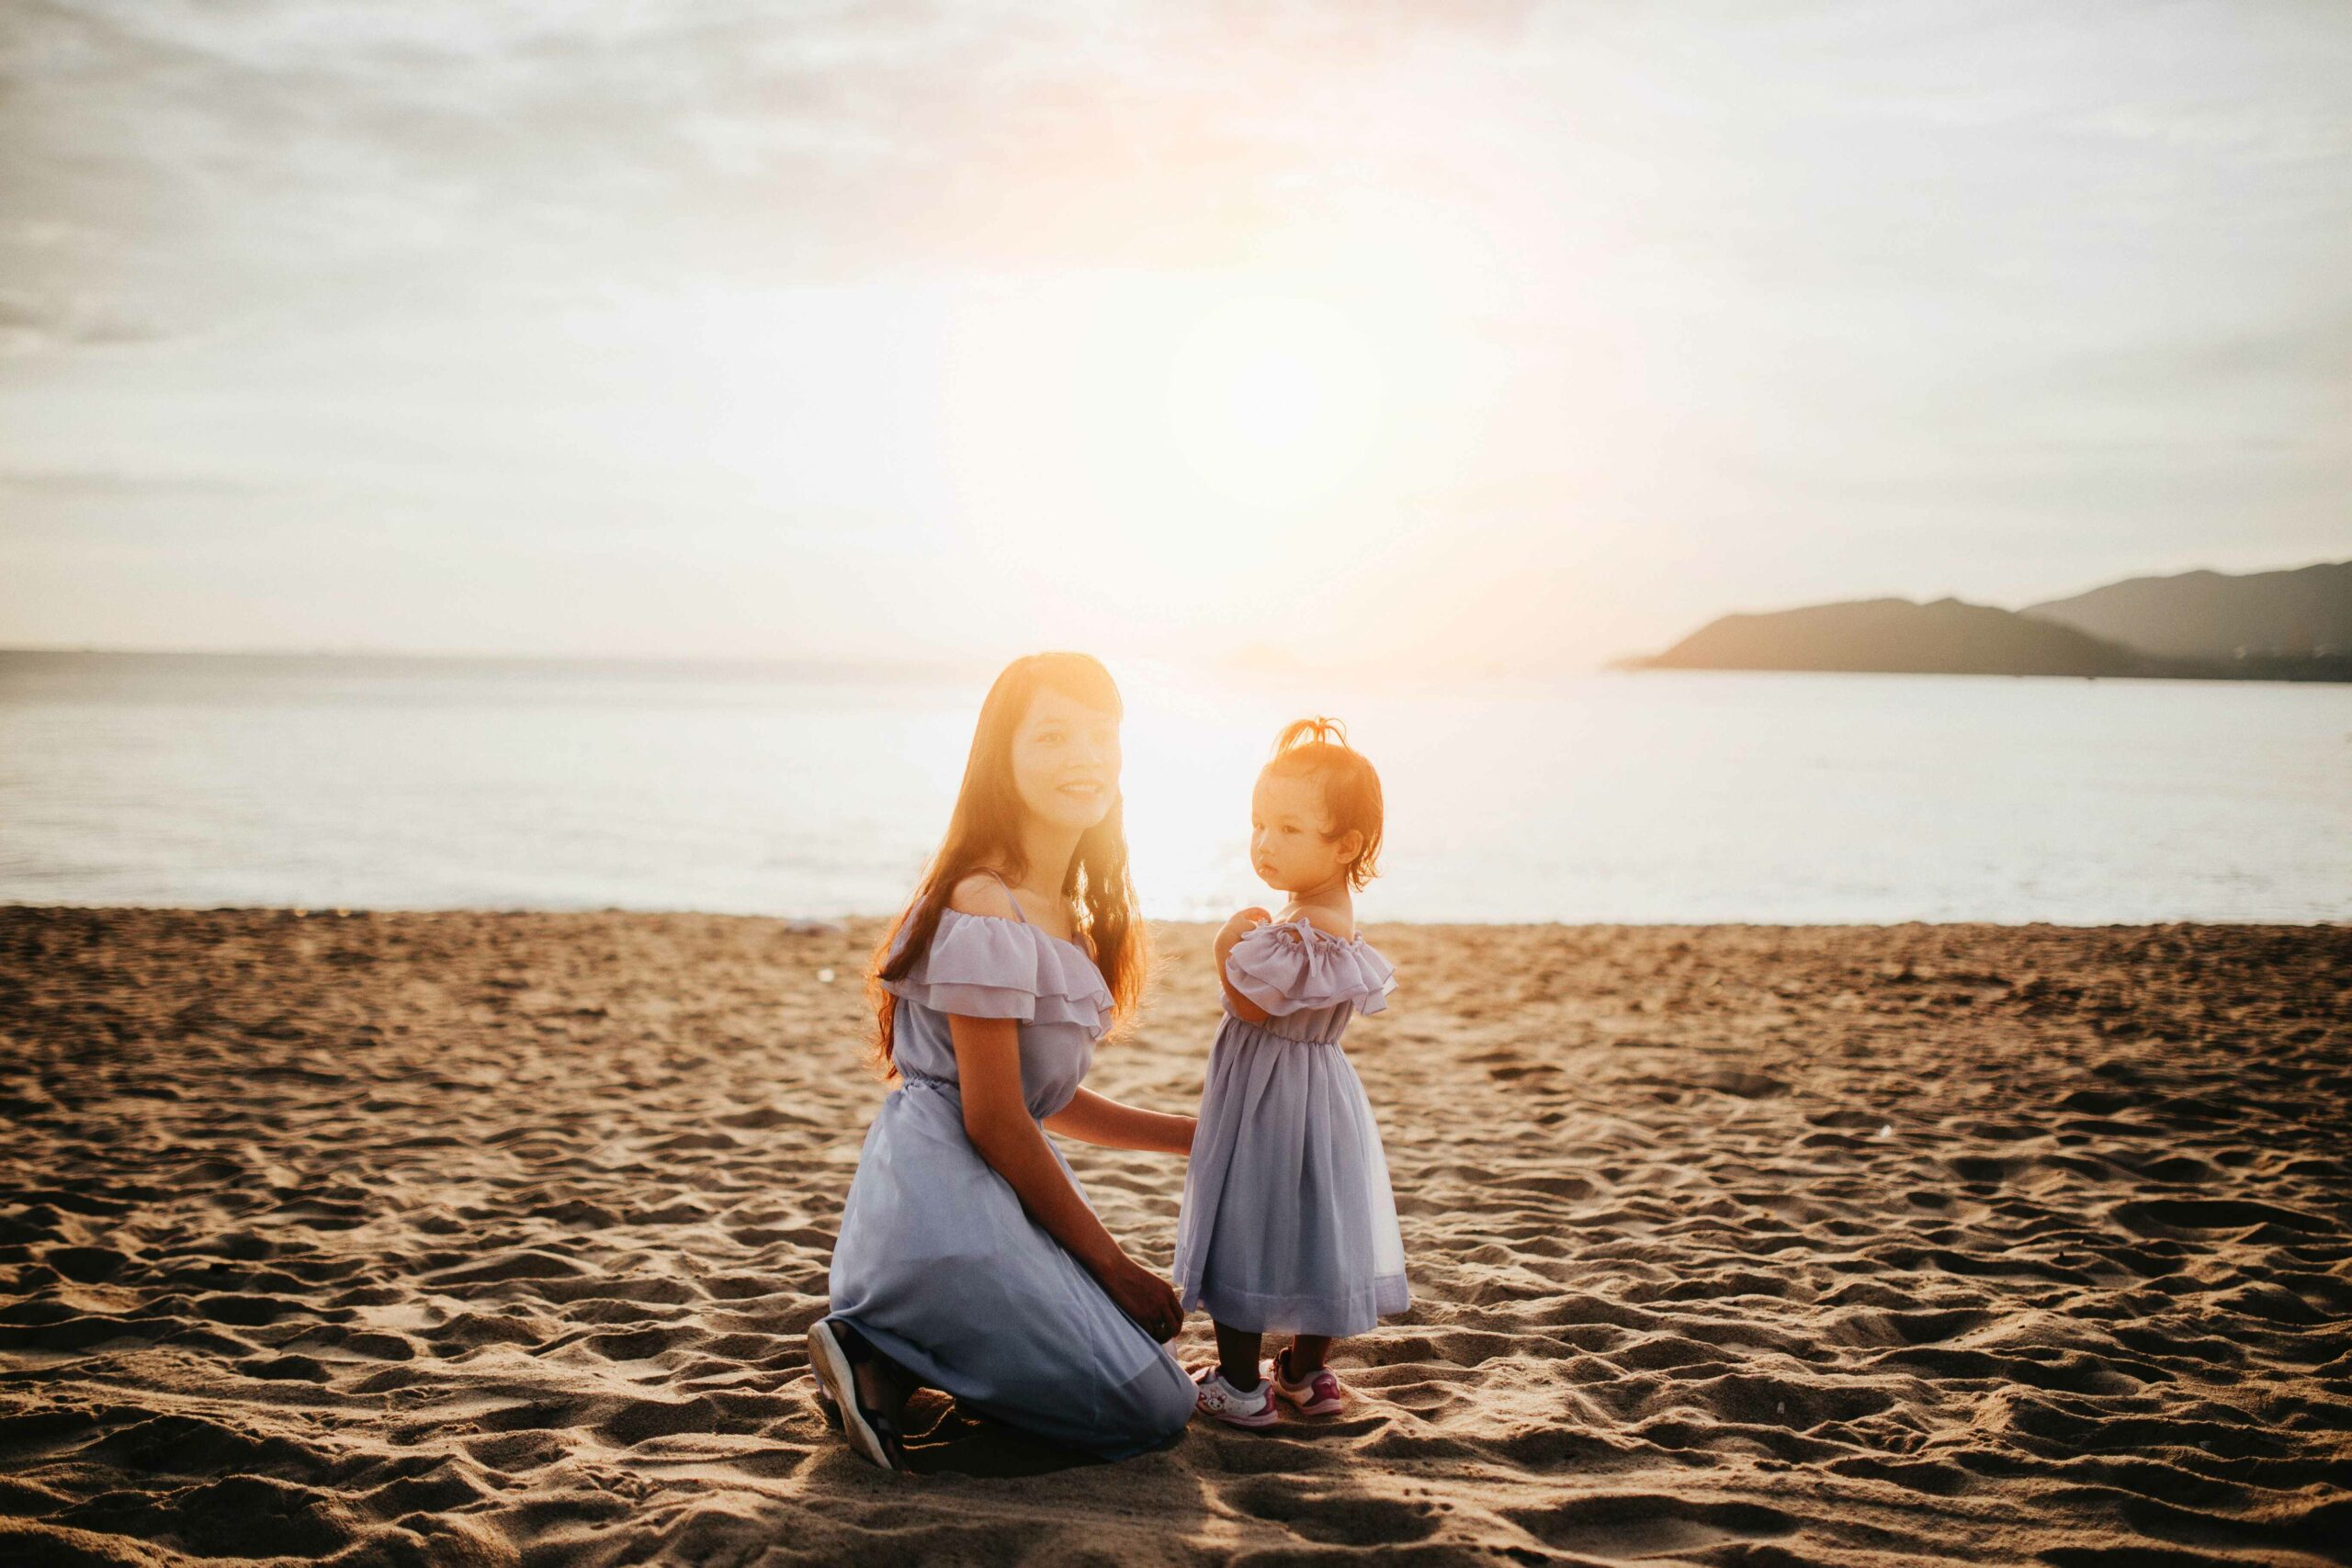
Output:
[[1191, 1366, 1278, 1428]]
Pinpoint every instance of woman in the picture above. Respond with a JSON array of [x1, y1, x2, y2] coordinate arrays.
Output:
[[808, 652, 1200, 1470]]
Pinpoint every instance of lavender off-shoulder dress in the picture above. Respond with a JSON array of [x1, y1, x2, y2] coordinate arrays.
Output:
[[1172, 919, 1410, 1337], [824, 906, 1195, 1459]]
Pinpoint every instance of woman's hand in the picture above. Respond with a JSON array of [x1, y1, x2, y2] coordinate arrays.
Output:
[[1101, 1257, 1184, 1343]]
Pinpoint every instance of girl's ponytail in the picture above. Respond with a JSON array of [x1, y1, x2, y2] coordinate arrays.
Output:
[[1273, 716, 1350, 755]]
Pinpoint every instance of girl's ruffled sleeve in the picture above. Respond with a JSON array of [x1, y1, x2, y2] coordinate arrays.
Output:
[[882, 910, 1113, 1033], [1225, 922, 1397, 1017]]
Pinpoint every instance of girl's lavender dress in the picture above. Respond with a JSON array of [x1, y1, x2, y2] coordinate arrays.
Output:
[[1173, 919, 1409, 1337], [824, 907, 1195, 1459]]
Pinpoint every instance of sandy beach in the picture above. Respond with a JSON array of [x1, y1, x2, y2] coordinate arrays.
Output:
[[2, 908, 2346, 1566]]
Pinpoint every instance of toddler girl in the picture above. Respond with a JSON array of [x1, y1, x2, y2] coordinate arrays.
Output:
[[1173, 717, 1408, 1427]]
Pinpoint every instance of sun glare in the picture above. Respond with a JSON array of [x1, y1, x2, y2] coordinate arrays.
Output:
[[940, 276, 1408, 626], [1165, 297, 1382, 510]]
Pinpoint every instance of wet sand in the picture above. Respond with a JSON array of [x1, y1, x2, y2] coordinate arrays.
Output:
[[2, 909, 2347, 1566]]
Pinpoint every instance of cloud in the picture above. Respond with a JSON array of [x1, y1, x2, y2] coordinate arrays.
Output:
[[0, 0, 1582, 321], [1, 1, 2347, 659], [0, 467, 256, 498], [0, 288, 170, 356]]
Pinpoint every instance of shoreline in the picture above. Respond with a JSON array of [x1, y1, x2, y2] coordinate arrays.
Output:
[[4, 903, 2344, 930], [3, 908, 2346, 1565]]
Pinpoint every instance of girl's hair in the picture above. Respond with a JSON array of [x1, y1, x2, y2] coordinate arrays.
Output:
[[1263, 716, 1384, 890], [865, 651, 1147, 1078]]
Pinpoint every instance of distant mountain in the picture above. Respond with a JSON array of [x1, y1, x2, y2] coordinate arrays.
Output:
[[2021, 559, 2352, 662], [1628, 597, 2151, 678]]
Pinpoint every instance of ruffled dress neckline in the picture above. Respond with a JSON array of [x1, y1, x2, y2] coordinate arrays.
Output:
[[1223, 917, 1396, 1031], [942, 905, 1095, 962], [882, 906, 1114, 1039], [1261, 915, 1366, 945]]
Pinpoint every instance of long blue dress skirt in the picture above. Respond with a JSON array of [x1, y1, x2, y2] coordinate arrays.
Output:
[[825, 908, 1195, 1459], [1173, 919, 1410, 1338]]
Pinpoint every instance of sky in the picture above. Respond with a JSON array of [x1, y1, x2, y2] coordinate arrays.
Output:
[[3, 0, 2347, 674]]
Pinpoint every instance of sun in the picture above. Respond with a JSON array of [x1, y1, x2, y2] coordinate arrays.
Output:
[[1163, 296, 1382, 511]]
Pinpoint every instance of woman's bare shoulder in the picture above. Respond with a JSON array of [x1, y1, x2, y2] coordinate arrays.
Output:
[[946, 872, 1021, 919]]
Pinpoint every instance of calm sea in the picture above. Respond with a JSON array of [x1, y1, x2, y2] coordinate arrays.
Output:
[[2, 652, 2346, 924]]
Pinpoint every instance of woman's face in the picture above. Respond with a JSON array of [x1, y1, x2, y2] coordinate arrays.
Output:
[[1009, 686, 1122, 834]]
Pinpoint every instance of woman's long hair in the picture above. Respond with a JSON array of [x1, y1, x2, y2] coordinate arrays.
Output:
[[865, 652, 1147, 1078]]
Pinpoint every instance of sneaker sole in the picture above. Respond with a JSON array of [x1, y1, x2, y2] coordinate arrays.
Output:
[[808, 1321, 904, 1472], [1200, 1403, 1281, 1429]]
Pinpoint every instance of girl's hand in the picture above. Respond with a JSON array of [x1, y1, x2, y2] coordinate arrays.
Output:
[[1220, 907, 1272, 941], [1214, 908, 1277, 1023], [1102, 1257, 1184, 1342]]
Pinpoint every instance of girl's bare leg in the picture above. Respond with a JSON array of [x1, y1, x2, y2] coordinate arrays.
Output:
[[1286, 1334, 1335, 1377], [1215, 1321, 1265, 1391]]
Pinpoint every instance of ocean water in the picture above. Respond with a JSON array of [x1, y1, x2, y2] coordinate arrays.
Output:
[[2, 652, 2346, 924]]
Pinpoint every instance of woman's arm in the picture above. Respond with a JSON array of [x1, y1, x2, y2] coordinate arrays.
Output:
[[1216, 908, 1273, 1023], [1043, 1087, 1193, 1154], [948, 1012, 1183, 1339]]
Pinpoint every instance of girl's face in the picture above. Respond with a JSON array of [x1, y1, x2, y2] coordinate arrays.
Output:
[[1250, 769, 1361, 896], [1009, 686, 1122, 834]]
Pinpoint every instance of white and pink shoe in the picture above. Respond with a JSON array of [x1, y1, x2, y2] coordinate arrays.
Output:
[[1192, 1366, 1279, 1428], [1265, 1347, 1346, 1416]]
